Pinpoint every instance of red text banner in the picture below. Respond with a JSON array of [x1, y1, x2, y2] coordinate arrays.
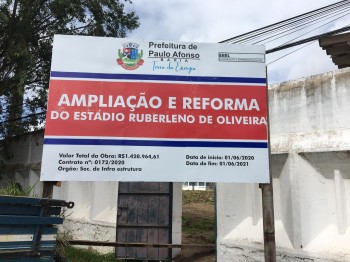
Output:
[[46, 80, 267, 140]]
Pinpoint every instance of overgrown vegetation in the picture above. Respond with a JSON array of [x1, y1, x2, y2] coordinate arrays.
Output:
[[59, 246, 123, 262], [182, 216, 216, 244], [0, 179, 37, 197], [182, 190, 216, 244], [182, 190, 215, 205]]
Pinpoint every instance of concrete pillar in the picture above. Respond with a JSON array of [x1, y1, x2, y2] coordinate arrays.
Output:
[[334, 170, 347, 234]]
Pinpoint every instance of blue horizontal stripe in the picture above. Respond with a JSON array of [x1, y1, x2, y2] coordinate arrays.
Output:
[[0, 215, 63, 225], [0, 241, 56, 247], [0, 196, 43, 206], [50, 71, 266, 84], [0, 242, 56, 250], [44, 138, 267, 148], [0, 226, 57, 235]]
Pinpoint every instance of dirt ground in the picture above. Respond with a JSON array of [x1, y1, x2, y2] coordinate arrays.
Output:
[[174, 192, 216, 262]]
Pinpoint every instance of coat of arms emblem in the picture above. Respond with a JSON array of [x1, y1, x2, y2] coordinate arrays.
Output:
[[117, 42, 144, 70]]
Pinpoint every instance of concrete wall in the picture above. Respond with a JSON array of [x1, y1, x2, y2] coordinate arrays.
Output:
[[53, 182, 182, 256], [0, 131, 182, 256], [217, 68, 350, 261], [0, 131, 44, 197], [2, 67, 350, 260]]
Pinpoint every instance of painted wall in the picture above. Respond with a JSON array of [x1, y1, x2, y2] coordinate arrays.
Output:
[[1, 131, 182, 256], [2, 67, 350, 260], [217, 68, 350, 261], [0, 131, 44, 197], [53, 181, 182, 256]]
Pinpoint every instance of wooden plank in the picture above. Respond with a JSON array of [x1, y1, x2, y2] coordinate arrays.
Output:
[[147, 228, 159, 258], [147, 195, 159, 259], [319, 32, 350, 47], [128, 182, 149, 192], [116, 182, 172, 260], [117, 223, 169, 228], [260, 69, 276, 262], [0, 250, 55, 261], [0, 206, 61, 216], [260, 183, 276, 261], [158, 228, 169, 259], [338, 64, 350, 69], [136, 228, 147, 259], [0, 226, 57, 235], [66, 240, 216, 248], [117, 195, 129, 224], [325, 45, 350, 56], [137, 196, 149, 224], [148, 195, 159, 225], [42, 182, 54, 198], [0, 215, 63, 225], [159, 195, 169, 225], [126, 228, 137, 258], [116, 228, 127, 258], [135, 193, 148, 258], [118, 192, 170, 195], [0, 196, 71, 208], [149, 182, 160, 192], [126, 196, 138, 224], [118, 182, 129, 193], [332, 54, 350, 64], [116, 192, 130, 258], [0, 241, 56, 253], [0, 196, 43, 206], [159, 182, 169, 193]]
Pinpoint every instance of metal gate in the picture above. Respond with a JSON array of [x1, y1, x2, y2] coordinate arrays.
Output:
[[116, 182, 173, 261]]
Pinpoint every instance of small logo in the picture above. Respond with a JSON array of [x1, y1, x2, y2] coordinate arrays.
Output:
[[218, 52, 265, 63], [117, 42, 144, 70]]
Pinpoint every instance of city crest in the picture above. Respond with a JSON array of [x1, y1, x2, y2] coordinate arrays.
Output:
[[117, 42, 144, 70]]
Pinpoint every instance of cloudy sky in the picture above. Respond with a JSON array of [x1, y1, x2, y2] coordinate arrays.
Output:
[[126, 0, 350, 84]]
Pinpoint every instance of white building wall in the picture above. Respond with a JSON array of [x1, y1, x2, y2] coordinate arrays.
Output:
[[2, 68, 350, 260], [52, 181, 182, 255], [1, 131, 182, 256], [0, 131, 43, 197], [217, 68, 350, 261], [52, 181, 120, 253]]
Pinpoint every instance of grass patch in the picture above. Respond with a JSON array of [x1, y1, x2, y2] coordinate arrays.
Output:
[[60, 246, 123, 262], [182, 190, 216, 244], [182, 215, 216, 244], [0, 179, 37, 197], [182, 216, 214, 233], [182, 190, 214, 205]]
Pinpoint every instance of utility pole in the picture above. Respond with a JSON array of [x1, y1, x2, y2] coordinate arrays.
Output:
[[260, 182, 276, 261], [42, 182, 54, 198], [259, 69, 276, 261]]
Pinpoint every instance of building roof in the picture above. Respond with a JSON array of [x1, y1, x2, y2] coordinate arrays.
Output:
[[319, 32, 350, 69]]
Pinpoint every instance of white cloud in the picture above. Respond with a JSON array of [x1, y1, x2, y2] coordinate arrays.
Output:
[[127, 0, 350, 83]]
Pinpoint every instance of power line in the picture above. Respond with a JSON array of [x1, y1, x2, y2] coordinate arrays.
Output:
[[267, 41, 316, 65], [266, 25, 350, 54], [273, 11, 350, 46], [239, 5, 350, 44], [220, 0, 350, 44], [216, 1, 350, 72], [252, 9, 350, 45], [0, 111, 46, 125]]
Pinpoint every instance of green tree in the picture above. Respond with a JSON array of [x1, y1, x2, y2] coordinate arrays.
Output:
[[0, 0, 139, 138]]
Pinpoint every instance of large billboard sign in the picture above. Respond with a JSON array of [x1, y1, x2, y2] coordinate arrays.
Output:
[[41, 35, 269, 182]]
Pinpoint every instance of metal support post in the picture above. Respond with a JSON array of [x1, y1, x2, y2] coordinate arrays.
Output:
[[260, 67, 276, 261]]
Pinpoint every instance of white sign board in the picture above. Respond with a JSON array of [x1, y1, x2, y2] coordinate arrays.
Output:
[[41, 35, 269, 182]]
